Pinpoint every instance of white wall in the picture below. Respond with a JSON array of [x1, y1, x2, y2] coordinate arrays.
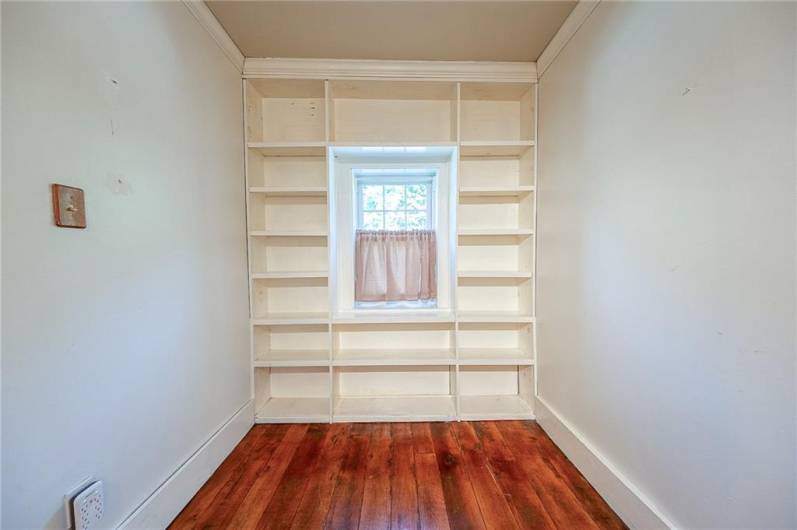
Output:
[[537, 2, 796, 529], [1, 2, 250, 528]]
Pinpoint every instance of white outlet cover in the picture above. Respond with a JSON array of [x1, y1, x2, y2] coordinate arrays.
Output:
[[73, 481, 104, 530], [63, 477, 94, 528]]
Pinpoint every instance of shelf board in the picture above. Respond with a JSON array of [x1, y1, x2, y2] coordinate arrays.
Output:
[[249, 186, 327, 197], [460, 141, 535, 156], [252, 313, 329, 325], [459, 395, 534, 421], [458, 228, 534, 237], [255, 397, 330, 423], [457, 349, 534, 365], [334, 395, 456, 422], [457, 311, 535, 323], [333, 349, 455, 366], [254, 350, 329, 367], [332, 311, 455, 324], [459, 186, 535, 197], [249, 230, 328, 238], [248, 142, 326, 156], [330, 141, 457, 148], [457, 271, 533, 279], [251, 271, 328, 280]]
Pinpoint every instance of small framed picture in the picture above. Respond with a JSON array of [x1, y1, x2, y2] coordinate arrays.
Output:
[[51, 184, 86, 229]]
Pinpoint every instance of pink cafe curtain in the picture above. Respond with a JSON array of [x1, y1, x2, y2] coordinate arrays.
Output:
[[355, 230, 437, 302]]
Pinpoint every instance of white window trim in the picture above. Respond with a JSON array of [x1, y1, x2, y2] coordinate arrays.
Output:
[[333, 159, 453, 315]]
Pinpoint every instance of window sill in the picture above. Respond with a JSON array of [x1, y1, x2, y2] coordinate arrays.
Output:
[[332, 310, 455, 324]]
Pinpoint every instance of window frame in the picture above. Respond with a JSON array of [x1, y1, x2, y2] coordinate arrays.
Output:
[[355, 173, 436, 231]]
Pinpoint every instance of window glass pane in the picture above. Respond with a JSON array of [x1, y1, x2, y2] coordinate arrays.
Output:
[[362, 211, 383, 230], [385, 211, 406, 230], [405, 184, 428, 210], [406, 211, 427, 230], [361, 185, 383, 211], [384, 185, 406, 210]]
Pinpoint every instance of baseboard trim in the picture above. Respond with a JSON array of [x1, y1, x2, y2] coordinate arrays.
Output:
[[535, 396, 676, 530], [117, 400, 254, 529]]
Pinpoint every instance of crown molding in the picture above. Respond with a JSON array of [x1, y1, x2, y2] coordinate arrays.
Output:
[[537, 0, 600, 77], [182, 0, 244, 73], [244, 58, 537, 83]]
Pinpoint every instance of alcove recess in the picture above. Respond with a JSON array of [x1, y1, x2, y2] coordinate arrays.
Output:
[[244, 75, 537, 423]]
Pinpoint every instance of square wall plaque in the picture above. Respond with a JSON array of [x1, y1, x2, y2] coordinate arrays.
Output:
[[51, 184, 86, 228]]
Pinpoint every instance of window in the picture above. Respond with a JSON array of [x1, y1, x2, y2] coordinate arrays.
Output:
[[356, 170, 435, 230]]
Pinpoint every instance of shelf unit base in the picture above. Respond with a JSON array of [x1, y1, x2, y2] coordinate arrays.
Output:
[[255, 397, 330, 423], [333, 395, 456, 422], [459, 395, 534, 421]]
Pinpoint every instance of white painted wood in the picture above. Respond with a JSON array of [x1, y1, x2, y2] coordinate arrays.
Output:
[[243, 64, 541, 423], [181, 0, 244, 72], [460, 141, 535, 156], [333, 395, 456, 422], [248, 142, 327, 156], [458, 228, 534, 236], [332, 311, 455, 324], [256, 397, 330, 423], [333, 349, 456, 366], [252, 271, 328, 279], [536, 1, 601, 77], [253, 351, 330, 367], [459, 186, 535, 197], [244, 58, 537, 83], [329, 81, 457, 143], [251, 313, 329, 325], [249, 230, 328, 237], [456, 311, 535, 323], [249, 186, 327, 197], [457, 349, 534, 365], [457, 271, 532, 278], [459, 395, 533, 421], [250, 235, 328, 275], [118, 401, 253, 529], [535, 397, 673, 529]]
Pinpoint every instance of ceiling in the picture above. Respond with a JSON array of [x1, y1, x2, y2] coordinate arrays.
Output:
[[206, 1, 577, 63]]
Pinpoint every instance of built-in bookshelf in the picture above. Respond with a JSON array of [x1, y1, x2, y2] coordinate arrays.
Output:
[[245, 75, 536, 423]]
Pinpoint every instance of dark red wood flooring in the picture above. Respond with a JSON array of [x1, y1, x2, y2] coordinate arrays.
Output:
[[169, 421, 627, 529]]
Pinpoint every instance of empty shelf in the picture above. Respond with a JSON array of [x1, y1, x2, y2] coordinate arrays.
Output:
[[252, 313, 329, 325], [251, 271, 328, 280], [457, 311, 535, 323], [460, 141, 535, 156], [459, 186, 535, 197], [248, 142, 327, 156], [457, 349, 534, 365], [334, 395, 456, 422], [249, 186, 327, 197], [256, 397, 330, 423], [459, 395, 534, 421], [254, 350, 330, 367], [333, 349, 455, 366]]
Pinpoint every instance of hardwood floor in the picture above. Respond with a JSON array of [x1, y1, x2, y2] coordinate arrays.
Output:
[[169, 421, 627, 530]]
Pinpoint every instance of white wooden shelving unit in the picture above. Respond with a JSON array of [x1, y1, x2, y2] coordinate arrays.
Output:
[[245, 73, 537, 423]]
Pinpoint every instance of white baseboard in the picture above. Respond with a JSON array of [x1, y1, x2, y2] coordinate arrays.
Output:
[[535, 396, 676, 530], [117, 400, 254, 529]]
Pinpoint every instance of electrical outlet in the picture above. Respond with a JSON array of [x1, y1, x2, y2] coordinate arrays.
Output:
[[72, 481, 104, 530], [64, 477, 93, 529]]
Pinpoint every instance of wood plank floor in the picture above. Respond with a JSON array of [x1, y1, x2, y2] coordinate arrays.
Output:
[[169, 421, 627, 530]]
